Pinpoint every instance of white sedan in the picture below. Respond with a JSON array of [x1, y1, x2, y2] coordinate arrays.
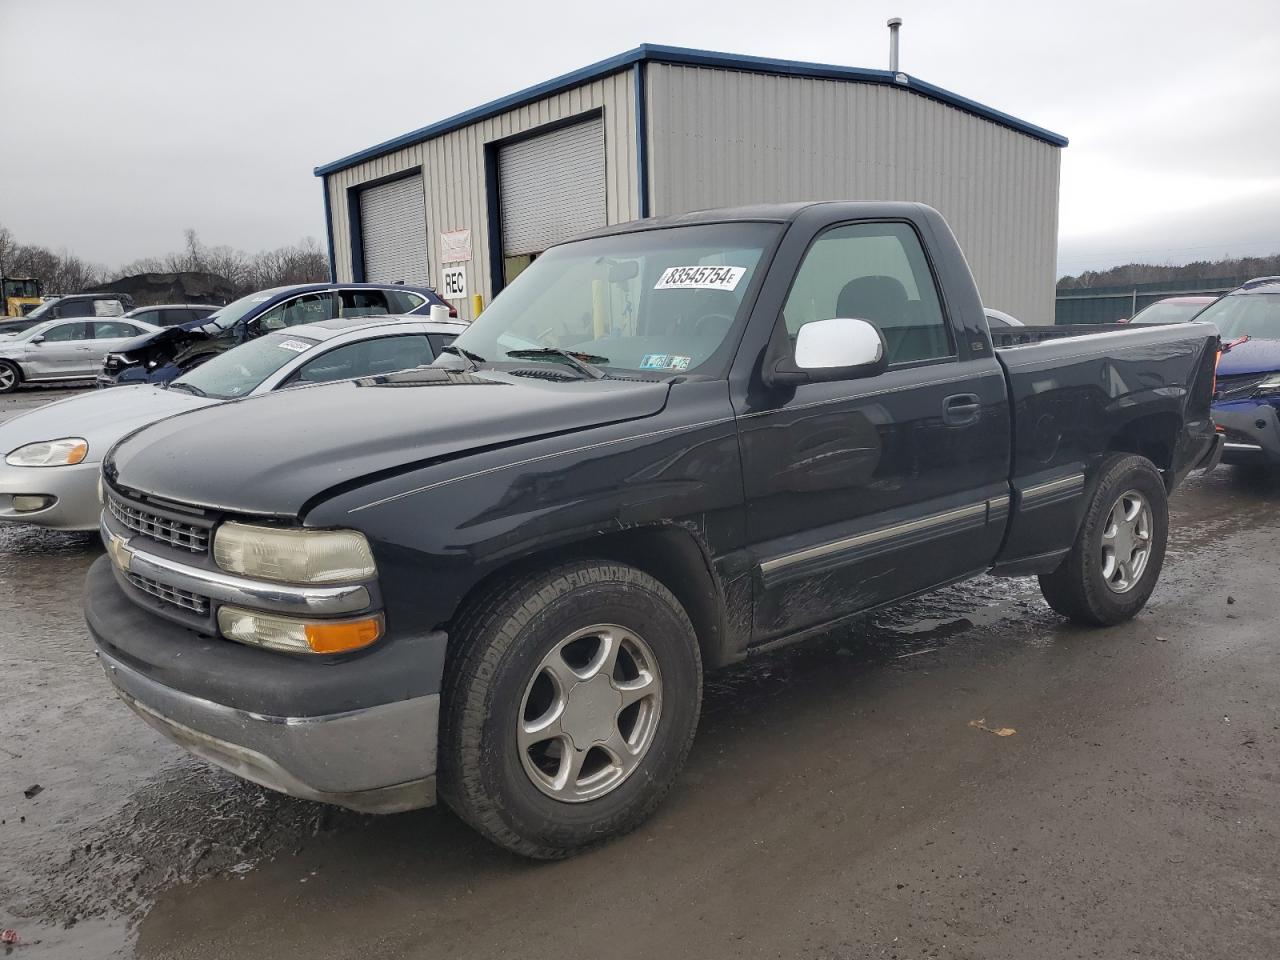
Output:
[[0, 315, 465, 530], [0, 316, 163, 393]]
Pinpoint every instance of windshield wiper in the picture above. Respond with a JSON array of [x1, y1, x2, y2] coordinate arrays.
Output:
[[505, 348, 609, 380], [167, 381, 207, 397], [439, 343, 485, 371]]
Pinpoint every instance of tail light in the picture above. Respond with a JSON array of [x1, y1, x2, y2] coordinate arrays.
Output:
[[448, 303, 458, 318]]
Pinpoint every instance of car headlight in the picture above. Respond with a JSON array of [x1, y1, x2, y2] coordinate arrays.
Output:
[[5, 438, 89, 467], [212, 522, 377, 584], [1255, 374, 1280, 396]]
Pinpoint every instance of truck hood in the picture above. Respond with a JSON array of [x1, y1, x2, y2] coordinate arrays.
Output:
[[1218, 338, 1280, 376], [105, 370, 671, 517], [0, 385, 216, 463]]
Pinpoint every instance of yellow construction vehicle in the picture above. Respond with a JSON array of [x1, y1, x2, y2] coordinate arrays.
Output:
[[2, 277, 43, 317]]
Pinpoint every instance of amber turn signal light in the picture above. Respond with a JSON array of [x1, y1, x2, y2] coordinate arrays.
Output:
[[305, 617, 384, 654]]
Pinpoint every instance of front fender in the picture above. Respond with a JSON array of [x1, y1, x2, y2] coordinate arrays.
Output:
[[303, 380, 744, 636]]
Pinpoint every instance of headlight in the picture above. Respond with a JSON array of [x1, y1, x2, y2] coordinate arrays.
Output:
[[1255, 374, 1280, 396], [5, 438, 89, 467], [212, 522, 377, 584]]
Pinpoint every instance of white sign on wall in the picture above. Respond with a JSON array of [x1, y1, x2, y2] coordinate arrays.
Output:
[[440, 229, 472, 264], [441, 265, 468, 301]]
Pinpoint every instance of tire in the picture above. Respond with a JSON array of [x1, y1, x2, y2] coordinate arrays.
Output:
[[439, 561, 703, 859], [0, 360, 21, 394], [1038, 454, 1169, 626]]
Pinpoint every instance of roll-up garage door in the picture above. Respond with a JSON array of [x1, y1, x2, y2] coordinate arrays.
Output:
[[359, 175, 429, 285], [499, 117, 606, 257]]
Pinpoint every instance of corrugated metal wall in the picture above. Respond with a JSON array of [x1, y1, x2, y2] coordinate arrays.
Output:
[[325, 71, 637, 321], [645, 64, 1061, 325]]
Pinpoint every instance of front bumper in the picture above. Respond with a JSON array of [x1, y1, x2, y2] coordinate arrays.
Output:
[[84, 553, 447, 814], [1213, 400, 1280, 465], [0, 460, 102, 530]]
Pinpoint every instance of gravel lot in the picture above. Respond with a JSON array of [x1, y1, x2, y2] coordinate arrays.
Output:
[[0, 387, 1276, 959]]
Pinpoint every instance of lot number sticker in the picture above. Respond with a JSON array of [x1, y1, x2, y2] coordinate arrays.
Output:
[[441, 266, 467, 300], [654, 265, 746, 291]]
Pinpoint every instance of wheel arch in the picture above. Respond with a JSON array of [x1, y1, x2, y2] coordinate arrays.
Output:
[[445, 522, 732, 671], [1105, 410, 1183, 483]]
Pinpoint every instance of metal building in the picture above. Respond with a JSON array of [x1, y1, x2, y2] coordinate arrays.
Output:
[[316, 44, 1067, 323]]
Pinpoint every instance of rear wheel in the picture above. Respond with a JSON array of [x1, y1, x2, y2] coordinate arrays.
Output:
[[1039, 454, 1168, 626], [0, 360, 21, 394], [439, 561, 702, 859]]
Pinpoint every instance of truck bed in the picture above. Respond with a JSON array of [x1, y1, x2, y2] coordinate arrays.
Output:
[[989, 322, 1133, 347]]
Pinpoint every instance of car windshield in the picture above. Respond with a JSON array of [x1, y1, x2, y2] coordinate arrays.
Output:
[[1129, 301, 1212, 325], [200, 288, 290, 331], [169, 332, 318, 399], [445, 223, 780, 376], [1193, 292, 1280, 340], [23, 299, 60, 320]]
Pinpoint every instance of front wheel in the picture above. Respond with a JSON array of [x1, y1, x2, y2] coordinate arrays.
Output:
[[0, 360, 21, 394], [1038, 454, 1169, 626], [439, 561, 703, 859]]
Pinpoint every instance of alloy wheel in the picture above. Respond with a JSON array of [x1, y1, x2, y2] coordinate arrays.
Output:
[[517, 623, 663, 803]]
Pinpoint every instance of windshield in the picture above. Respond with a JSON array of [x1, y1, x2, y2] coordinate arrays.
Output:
[[201, 288, 290, 331], [1129, 300, 1212, 325], [23, 299, 59, 320], [1193, 292, 1280, 340], [170, 332, 318, 399], [447, 223, 780, 375]]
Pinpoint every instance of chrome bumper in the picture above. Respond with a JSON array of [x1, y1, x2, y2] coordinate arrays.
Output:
[[1214, 402, 1280, 465], [98, 646, 438, 813]]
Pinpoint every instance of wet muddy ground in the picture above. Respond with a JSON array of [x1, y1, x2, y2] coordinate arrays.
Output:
[[1, 389, 1277, 959]]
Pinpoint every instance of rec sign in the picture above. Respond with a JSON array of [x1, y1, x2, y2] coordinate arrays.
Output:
[[441, 266, 467, 301]]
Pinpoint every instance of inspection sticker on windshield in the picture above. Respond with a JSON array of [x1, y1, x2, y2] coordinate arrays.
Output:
[[654, 265, 746, 291], [640, 354, 691, 371], [277, 339, 310, 353]]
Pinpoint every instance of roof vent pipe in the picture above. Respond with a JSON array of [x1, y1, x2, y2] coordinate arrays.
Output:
[[887, 17, 902, 73]]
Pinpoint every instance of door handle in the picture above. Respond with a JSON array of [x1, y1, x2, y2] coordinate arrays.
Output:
[[943, 393, 981, 426]]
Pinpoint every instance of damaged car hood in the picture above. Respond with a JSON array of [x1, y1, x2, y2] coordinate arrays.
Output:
[[105, 370, 671, 517]]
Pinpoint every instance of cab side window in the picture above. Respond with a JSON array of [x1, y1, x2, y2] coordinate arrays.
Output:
[[257, 293, 339, 332], [783, 222, 953, 365], [92, 321, 140, 339], [56, 299, 95, 319], [340, 290, 391, 318], [41, 322, 88, 342]]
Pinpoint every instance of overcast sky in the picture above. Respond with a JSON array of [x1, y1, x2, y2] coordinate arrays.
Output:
[[2, 0, 1276, 277]]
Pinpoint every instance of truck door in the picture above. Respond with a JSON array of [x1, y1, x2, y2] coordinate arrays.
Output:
[[736, 220, 1010, 644]]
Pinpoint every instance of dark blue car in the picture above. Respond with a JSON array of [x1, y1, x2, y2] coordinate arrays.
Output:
[[1202, 277, 1280, 469], [98, 282, 452, 387]]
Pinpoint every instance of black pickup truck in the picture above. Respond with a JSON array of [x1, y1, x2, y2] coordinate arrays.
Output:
[[85, 202, 1222, 858]]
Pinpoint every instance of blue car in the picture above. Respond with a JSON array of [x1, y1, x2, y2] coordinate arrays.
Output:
[[1202, 277, 1280, 469], [97, 282, 452, 387]]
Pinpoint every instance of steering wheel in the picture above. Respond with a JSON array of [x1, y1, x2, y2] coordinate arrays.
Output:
[[693, 313, 735, 339]]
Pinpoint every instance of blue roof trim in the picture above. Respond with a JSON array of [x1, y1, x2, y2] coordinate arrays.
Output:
[[314, 44, 1067, 176]]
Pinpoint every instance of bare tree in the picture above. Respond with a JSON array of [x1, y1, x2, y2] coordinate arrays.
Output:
[[1, 222, 331, 298]]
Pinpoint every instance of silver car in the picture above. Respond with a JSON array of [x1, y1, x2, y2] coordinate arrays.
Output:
[[0, 316, 162, 393], [0, 315, 465, 530]]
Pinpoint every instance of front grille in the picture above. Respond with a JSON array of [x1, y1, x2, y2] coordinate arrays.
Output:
[[107, 493, 210, 554], [1215, 372, 1268, 401], [124, 571, 210, 615]]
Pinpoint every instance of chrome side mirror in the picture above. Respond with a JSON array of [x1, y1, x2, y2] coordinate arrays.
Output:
[[766, 317, 888, 386]]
